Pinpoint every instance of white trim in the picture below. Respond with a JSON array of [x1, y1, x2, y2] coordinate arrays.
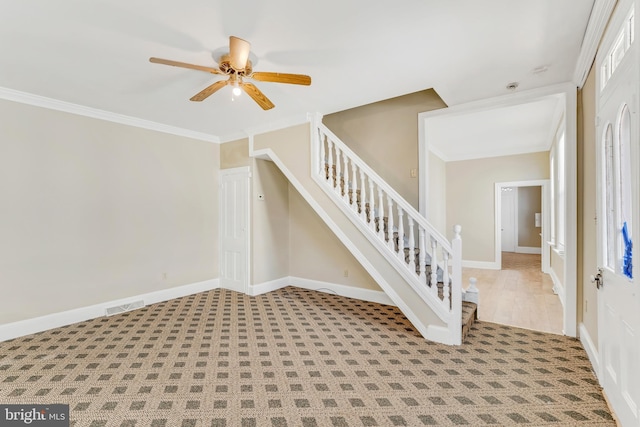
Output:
[[579, 323, 601, 382], [462, 260, 500, 270], [573, 0, 618, 88], [290, 277, 395, 306], [0, 86, 221, 144], [425, 325, 455, 345], [515, 246, 542, 254], [549, 265, 566, 308], [0, 279, 219, 343], [249, 277, 290, 296]]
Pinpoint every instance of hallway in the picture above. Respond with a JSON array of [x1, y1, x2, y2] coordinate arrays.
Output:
[[463, 252, 564, 334]]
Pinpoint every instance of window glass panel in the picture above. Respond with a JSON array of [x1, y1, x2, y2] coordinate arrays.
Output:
[[618, 105, 633, 279], [605, 124, 616, 270]]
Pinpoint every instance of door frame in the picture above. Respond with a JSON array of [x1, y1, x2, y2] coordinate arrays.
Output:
[[419, 84, 577, 337], [218, 166, 251, 294], [495, 180, 549, 272]]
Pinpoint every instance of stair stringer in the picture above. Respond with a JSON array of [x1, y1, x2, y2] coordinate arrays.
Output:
[[250, 123, 456, 344]]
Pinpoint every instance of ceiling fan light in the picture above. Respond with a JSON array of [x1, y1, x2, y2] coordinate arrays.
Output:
[[232, 86, 242, 96]]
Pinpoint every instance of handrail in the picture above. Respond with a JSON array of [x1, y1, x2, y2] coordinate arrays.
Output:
[[318, 123, 452, 253], [313, 119, 462, 340]]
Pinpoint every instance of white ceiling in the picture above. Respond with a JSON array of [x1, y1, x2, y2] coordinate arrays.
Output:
[[0, 0, 594, 143], [426, 95, 564, 162]]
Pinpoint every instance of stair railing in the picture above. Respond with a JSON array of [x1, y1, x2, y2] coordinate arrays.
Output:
[[312, 120, 462, 339]]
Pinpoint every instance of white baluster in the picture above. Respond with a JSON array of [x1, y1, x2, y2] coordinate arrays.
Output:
[[343, 152, 350, 203], [430, 237, 439, 297], [335, 147, 342, 195], [418, 228, 426, 280], [368, 179, 376, 231], [397, 208, 404, 261], [442, 251, 450, 308], [386, 196, 395, 251], [319, 131, 326, 177], [407, 217, 416, 273], [359, 169, 366, 221], [377, 187, 385, 240], [326, 140, 334, 185], [351, 160, 358, 212]]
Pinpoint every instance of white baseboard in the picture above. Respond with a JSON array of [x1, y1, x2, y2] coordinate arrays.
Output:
[[290, 277, 395, 306], [249, 277, 290, 296], [250, 276, 395, 306], [462, 260, 500, 270], [0, 279, 219, 343], [579, 322, 601, 383], [425, 324, 457, 345], [516, 246, 542, 254], [549, 267, 566, 308]]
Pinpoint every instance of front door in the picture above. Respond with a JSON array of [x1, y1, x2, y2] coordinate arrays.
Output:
[[219, 167, 250, 293], [595, 2, 640, 424]]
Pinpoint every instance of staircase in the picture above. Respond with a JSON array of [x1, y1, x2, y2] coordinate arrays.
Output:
[[251, 119, 477, 345]]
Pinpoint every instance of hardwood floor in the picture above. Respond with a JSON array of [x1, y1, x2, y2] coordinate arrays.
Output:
[[462, 252, 564, 335]]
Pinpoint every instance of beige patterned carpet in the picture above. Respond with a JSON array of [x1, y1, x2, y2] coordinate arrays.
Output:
[[0, 287, 615, 426]]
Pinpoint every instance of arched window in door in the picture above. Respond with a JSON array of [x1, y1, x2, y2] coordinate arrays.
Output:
[[617, 105, 632, 278], [604, 123, 616, 270]]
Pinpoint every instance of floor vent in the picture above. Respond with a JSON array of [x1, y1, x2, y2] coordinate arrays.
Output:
[[105, 300, 145, 316]]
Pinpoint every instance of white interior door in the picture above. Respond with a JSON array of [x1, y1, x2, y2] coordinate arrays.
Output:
[[501, 188, 516, 252], [219, 167, 250, 293], [595, 4, 640, 424]]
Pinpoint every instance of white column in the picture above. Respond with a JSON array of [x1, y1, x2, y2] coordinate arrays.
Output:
[[342, 152, 350, 203], [387, 196, 395, 251], [326, 140, 334, 185], [418, 228, 426, 280], [334, 147, 342, 195], [377, 187, 385, 240], [407, 217, 416, 272], [319, 131, 326, 177], [397, 208, 404, 262], [359, 169, 366, 221], [368, 180, 376, 231], [351, 160, 358, 212], [430, 237, 439, 296]]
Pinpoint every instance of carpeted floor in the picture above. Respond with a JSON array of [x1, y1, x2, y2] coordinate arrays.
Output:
[[0, 287, 615, 426]]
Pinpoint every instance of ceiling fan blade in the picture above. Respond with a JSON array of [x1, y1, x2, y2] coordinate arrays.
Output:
[[251, 72, 311, 86], [149, 57, 223, 75], [190, 80, 229, 102], [242, 82, 275, 110], [229, 36, 251, 70]]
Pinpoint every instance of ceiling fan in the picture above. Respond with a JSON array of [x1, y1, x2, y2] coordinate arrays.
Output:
[[149, 36, 311, 110]]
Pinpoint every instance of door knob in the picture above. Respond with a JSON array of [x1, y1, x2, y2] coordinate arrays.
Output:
[[590, 268, 604, 289]]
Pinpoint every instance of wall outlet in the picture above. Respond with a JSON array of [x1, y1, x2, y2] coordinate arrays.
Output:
[[343, 269, 349, 277], [410, 168, 417, 178], [162, 272, 167, 280]]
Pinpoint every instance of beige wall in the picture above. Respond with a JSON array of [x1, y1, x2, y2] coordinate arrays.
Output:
[[251, 158, 290, 284], [289, 185, 379, 290], [0, 99, 218, 324], [446, 152, 549, 263], [518, 186, 542, 248], [428, 151, 447, 236], [578, 64, 598, 346], [220, 138, 250, 169], [323, 90, 447, 210]]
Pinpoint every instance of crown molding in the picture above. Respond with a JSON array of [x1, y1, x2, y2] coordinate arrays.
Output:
[[572, 0, 617, 88], [0, 86, 221, 144]]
